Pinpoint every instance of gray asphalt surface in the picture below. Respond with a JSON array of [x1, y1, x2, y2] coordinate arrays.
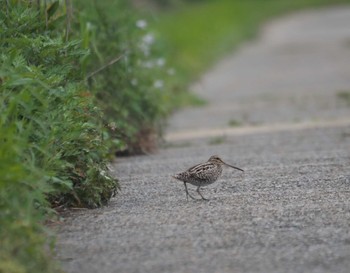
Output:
[[56, 6, 350, 273]]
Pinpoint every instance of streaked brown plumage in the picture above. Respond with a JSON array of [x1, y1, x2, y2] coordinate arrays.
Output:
[[172, 155, 244, 201]]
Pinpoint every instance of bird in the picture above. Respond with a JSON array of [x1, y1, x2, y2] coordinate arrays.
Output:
[[172, 155, 244, 201]]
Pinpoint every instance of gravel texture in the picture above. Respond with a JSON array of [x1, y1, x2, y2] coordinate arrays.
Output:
[[56, 6, 350, 273]]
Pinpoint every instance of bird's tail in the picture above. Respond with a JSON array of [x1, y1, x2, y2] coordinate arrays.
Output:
[[172, 174, 181, 181]]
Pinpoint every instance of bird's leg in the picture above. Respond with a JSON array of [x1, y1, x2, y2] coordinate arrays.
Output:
[[184, 182, 197, 201], [197, 186, 209, 201]]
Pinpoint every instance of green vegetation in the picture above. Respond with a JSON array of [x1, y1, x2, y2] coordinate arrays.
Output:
[[228, 119, 242, 127], [208, 135, 226, 145], [337, 90, 350, 106], [74, 0, 176, 153], [0, 2, 118, 272], [0, 0, 176, 271], [154, 0, 350, 84]]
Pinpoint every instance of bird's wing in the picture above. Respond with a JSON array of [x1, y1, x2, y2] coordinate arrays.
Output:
[[187, 163, 216, 180]]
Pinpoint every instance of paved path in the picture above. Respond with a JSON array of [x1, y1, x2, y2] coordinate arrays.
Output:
[[168, 6, 350, 137], [56, 6, 350, 273]]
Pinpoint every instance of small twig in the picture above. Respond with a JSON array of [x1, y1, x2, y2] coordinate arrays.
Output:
[[86, 53, 125, 79], [65, 0, 72, 42], [44, 0, 47, 29], [6, 0, 10, 16]]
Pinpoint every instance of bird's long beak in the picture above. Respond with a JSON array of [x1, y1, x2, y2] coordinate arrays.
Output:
[[223, 162, 244, 172]]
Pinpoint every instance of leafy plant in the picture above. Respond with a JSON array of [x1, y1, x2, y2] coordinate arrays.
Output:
[[228, 119, 242, 127], [208, 135, 227, 145], [75, 0, 176, 153], [0, 3, 118, 272], [337, 91, 350, 106]]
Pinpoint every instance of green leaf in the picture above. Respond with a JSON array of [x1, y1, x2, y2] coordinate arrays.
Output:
[[49, 176, 73, 192]]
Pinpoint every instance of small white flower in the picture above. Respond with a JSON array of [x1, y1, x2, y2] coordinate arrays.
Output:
[[153, 80, 164, 89], [142, 33, 155, 45], [108, 122, 116, 130], [86, 22, 93, 31], [136, 19, 147, 29], [142, 61, 154, 69], [124, 55, 129, 65], [167, 68, 176, 75], [138, 43, 150, 56], [141, 47, 150, 56], [131, 78, 138, 86], [156, 58, 166, 67], [100, 170, 111, 180]]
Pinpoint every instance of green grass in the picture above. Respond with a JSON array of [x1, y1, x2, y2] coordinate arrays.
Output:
[[337, 90, 350, 105], [208, 135, 227, 145], [228, 119, 242, 127], [154, 0, 350, 85]]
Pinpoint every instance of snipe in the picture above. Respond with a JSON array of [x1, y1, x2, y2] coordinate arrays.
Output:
[[172, 155, 244, 201]]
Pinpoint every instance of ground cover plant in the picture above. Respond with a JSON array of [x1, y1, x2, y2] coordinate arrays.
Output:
[[0, 1, 117, 272], [0, 0, 177, 271], [74, 0, 176, 153]]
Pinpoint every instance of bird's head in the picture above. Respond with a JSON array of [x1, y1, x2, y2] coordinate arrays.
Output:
[[208, 155, 224, 164], [208, 155, 244, 172]]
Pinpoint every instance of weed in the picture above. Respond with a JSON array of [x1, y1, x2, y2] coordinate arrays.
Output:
[[228, 119, 242, 127], [208, 135, 227, 145], [337, 91, 350, 106]]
